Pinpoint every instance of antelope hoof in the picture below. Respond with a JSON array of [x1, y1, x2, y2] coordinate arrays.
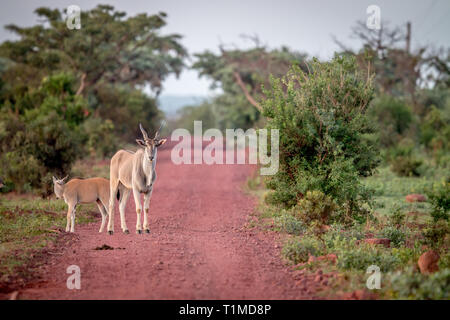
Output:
[[124, 229, 129, 234], [145, 229, 150, 234], [136, 229, 142, 234], [108, 231, 113, 235]]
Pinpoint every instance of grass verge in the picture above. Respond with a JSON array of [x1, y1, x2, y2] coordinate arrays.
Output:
[[247, 165, 449, 300], [0, 194, 97, 294]]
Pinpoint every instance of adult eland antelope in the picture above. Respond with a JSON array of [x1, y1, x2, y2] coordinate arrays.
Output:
[[107, 123, 167, 235], [53, 176, 117, 233]]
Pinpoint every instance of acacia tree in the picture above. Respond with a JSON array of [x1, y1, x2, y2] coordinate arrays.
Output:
[[0, 5, 188, 193], [1, 5, 187, 97], [0, 5, 188, 137], [193, 41, 309, 129], [332, 21, 450, 116]]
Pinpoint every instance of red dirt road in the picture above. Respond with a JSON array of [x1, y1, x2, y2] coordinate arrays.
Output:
[[19, 141, 321, 299]]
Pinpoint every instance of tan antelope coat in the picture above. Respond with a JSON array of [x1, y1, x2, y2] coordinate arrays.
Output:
[[53, 177, 116, 233], [107, 124, 166, 235]]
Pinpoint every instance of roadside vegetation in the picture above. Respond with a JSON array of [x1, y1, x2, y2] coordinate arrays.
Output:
[[0, 5, 186, 196], [244, 25, 449, 298], [0, 5, 184, 293], [0, 4, 448, 300], [0, 159, 108, 293], [249, 164, 449, 299]]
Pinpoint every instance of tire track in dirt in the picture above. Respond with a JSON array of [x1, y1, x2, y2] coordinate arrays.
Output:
[[19, 140, 321, 299]]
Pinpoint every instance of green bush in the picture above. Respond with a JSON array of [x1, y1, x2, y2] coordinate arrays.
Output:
[[293, 190, 337, 227], [0, 111, 82, 195], [81, 118, 120, 158], [391, 244, 422, 266], [282, 236, 324, 264], [390, 156, 423, 177], [95, 85, 162, 142], [389, 205, 406, 227], [426, 179, 450, 222], [337, 243, 400, 272], [368, 95, 414, 148], [387, 268, 450, 300], [261, 54, 379, 219], [323, 224, 366, 246], [421, 220, 449, 250], [439, 251, 450, 270], [0, 73, 85, 195], [420, 105, 450, 163], [388, 142, 423, 177], [380, 226, 406, 247], [324, 235, 400, 272], [273, 210, 305, 235]]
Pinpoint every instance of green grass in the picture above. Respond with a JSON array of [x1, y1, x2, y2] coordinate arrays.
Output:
[[0, 196, 97, 288], [248, 163, 449, 299], [362, 166, 446, 219]]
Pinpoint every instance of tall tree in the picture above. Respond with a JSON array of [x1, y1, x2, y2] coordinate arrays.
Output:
[[333, 21, 430, 111], [0, 5, 187, 97], [193, 40, 309, 128]]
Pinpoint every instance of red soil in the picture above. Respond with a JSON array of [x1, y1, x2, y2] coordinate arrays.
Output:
[[18, 141, 322, 299]]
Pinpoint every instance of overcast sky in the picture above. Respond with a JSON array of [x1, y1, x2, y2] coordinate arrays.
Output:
[[1, 0, 449, 95]]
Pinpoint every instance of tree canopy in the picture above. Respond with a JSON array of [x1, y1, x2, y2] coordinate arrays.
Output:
[[1, 5, 187, 97]]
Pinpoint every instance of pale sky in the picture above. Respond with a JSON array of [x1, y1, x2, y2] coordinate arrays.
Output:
[[1, 0, 449, 95]]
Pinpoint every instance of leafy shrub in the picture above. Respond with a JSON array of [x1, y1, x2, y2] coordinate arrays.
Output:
[[337, 243, 400, 272], [368, 95, 414, 148], [388, 142, 423, 177], [36, 72, 87, 128], [380, 226, 406, 247], [324, 235, 400, 272], [261, 54, 380, 219], [391, 245, 422, 266], [426, 179, 450, 222], [390, 156, 423, 177], [0, 112, 82, 195], [282, 236, 324, 264], [323, 224, 366, 248], [0, 73, 85, 195], [420, 105, 450, 162], [439, 251, 450, 270], [95, 85, 162, 142], [273, 210, 305, 235], [81, 118, 120, 158], [389, 205, 406, 227], [387, 268, 450, 300], [293, 190, 337, 228], [421, 220, 449, 250]]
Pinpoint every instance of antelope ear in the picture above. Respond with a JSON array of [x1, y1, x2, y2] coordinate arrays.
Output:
[[155, 138, 167, 147], [136, 139, 146, 148], [52, 176, 57, 183]]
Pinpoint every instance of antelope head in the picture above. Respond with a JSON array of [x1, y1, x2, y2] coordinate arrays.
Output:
[[136, 123, 167, 162], [52, 175, 68, 199]]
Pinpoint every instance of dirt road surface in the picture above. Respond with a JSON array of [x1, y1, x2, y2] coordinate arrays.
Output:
[[19, 140, 322, 299]]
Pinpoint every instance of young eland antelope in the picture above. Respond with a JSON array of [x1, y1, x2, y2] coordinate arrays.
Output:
[[53, 176, 118, 233], [107, 123, 167, 235]]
